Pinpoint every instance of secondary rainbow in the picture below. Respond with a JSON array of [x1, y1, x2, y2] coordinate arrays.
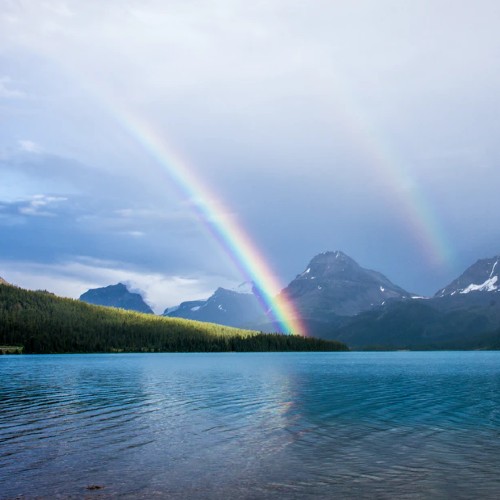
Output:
[[324, 71, 455, 269], [346, 106, 454, 268]]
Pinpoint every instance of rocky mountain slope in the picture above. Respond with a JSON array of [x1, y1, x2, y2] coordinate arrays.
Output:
[[75, 251, 500, 349], [323, 255, 500, 349], [435, 255, 499, 297], [281, 251, 411, 320], [163, 284, 266, 329]]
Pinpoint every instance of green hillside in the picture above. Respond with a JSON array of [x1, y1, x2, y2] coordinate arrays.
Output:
[[0, 284, 347, 353]]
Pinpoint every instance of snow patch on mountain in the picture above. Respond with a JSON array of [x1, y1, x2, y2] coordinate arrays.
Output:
[[435, 255, 500, 297], [460, 276, 498, 294], [490, 260, 499, 278], [164, 305, 180, 314]]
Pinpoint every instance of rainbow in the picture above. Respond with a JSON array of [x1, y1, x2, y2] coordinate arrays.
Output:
[[350, 113, 453, 268], [52, 56, 452, 336], [108, 111, 306, 336], [46, 58, 307, 335], [324, 72, 455, 269]]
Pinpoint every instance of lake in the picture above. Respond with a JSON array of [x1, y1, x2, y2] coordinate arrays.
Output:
[[1, 352, 500, 499]]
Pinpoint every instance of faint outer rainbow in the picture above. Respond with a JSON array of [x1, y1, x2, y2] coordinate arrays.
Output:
[[322, 72, 455, 269], [110, 111, 306, 336]]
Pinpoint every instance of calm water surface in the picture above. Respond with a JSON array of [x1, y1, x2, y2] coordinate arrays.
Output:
[[1, 352, 500, 499]]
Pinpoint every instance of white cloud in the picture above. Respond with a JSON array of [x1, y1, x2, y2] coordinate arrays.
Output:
[[1, 0, 500, 297], [0, 256, 237, 313], [124, 230, 144, 238], [18, 139, 42, 153], [0, 76, 25, 99], [18, 194, 67, 216]]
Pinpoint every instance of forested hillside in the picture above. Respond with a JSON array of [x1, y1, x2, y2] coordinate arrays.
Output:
[[0, 284, 347, 353]]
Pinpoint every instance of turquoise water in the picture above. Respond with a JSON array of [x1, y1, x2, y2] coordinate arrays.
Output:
[[1, 352, 500, 499]]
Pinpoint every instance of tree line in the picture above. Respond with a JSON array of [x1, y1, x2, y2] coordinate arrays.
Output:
[[0, 284, 348, 353]]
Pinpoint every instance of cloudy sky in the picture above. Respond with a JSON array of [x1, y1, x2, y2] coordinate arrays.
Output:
[[1, 0, 500, 312]]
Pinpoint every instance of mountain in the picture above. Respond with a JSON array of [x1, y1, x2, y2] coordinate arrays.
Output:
[[0, 277, 8, 286], [281, 251, 411, 320], [163, 252, 413, 334], [163, 283, 266, 329], [73, 252, 500, 349], [435, 255, 500, 297], [321, 255, 500, 349], [79, 283, 154, 314]]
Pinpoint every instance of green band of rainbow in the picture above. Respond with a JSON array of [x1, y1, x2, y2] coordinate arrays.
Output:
[[113, 112, 306, 336]]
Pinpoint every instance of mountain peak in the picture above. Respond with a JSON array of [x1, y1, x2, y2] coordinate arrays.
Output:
[[108, 282, 128, 291], [231, 281, 256, 295], [79, 282, 153, 314], [310, 250, 354, 263], [436, 255, 500, 297], [163, 285, 265, 328], [0, 277, 9, 286], [283, 251, 410, 317], [304, 251, 360, 277], [317, 250, 350, 259]]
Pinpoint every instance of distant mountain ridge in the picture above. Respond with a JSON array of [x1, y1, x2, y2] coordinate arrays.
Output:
[[163, 285, 266, 329], [322, 254, 500, 349], [79, 283, 154, 314], [75, 251, 500, 350], [162, 251, 414, 334]]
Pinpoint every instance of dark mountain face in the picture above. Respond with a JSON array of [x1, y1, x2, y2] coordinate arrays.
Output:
[[282, 251, 411, 318], [162, 253, 412, 333], [163, 286, 266, 329], [324, 293, 500, 350], [436, 256, 500, 297], [73, 252, 500, 349], [316, 254, 500, 349], [79, 283, 154, 314]]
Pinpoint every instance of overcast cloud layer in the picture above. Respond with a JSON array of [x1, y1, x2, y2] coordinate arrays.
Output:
[[1, 1, 500, 311]]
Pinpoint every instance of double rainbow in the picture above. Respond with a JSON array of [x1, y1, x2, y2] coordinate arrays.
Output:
[[56, 58, 454, 337]]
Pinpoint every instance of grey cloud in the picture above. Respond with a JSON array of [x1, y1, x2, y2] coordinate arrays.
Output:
[[0, 0, 499, 300]]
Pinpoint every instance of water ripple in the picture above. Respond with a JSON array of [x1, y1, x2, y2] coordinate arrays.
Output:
[[2, 352, 500, 498]]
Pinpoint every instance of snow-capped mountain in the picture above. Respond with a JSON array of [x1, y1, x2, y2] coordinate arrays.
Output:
[[435, 256, 500, 297], [320, 253, 500, 349], [163, 284, 266, 328], [281, 251, 411, 318], [79, 283, 154, 314]]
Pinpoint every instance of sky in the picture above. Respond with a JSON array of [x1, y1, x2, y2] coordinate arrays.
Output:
[[1, 0, 500, 313]]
